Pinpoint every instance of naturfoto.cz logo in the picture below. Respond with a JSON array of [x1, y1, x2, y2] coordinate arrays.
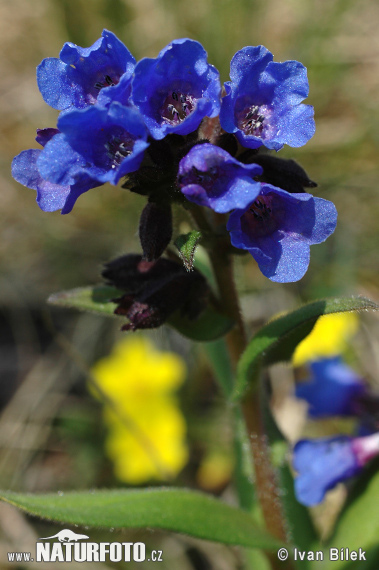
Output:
[[7, 529, 163, 563]]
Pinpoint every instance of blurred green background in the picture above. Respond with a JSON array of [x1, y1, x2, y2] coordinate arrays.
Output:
[[1, 0, 378, 567]]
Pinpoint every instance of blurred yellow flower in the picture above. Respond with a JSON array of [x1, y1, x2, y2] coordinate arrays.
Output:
[[90, 336, 188, 484], [292, 312, 359, 367], [196, 451, 233, 492]]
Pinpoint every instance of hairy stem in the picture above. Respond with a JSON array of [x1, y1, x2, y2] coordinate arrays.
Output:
[[205, 229, 291, 568]]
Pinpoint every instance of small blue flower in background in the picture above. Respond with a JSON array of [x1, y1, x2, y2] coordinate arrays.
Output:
[[294, 432, 379, 506], [131, 39, 221, 139], [219, 46, 315, 151], [37, 29, 135, 111], [37, 102, 149, 187], [178, 143, 263, 213], [227, 185, 337, 282], [11, 128, 100, 214], [295, 357, 367, 418]]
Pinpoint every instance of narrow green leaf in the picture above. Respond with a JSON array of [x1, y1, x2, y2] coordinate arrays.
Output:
[[0, 488, 284, 551], [175, 230, 202, 271], [233, 406, 257, 513], [48, 285, 123, 317], [233, 296, 378, 401]]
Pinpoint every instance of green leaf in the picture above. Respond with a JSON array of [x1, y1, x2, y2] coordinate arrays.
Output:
[[49, 285, 233, 342], [233, 406, 257, 513], [48, 285, 123, 317], [322, 459, 379, 570], [0, 488, 284, 551], [233, 296, 378, 401], [175, 230, 202, 271]]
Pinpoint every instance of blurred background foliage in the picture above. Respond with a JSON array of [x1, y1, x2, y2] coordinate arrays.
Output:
[[0, 0, 378, 567]]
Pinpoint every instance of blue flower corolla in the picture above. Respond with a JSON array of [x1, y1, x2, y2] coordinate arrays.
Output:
[[37, 102, 149, 186], [219, 46, 315, 151], [11, 128, 100, 214], [295, 357, 366, 418], [131, 39, 221, 140], [293, 436, 361, 506], [37, 30, 135, 111], [294, 432, 379, 506], [178, 143, 263, 213], [227, 185, 337, 282]]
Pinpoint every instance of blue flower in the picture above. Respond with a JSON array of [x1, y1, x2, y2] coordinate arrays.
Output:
[[131, 39, 221, 140], [296, 357, 366, 417], [11, 128, 100, 214], [37, 102, 149, 187], [294, 433, 379, 506], [178, 143, 263, 213], [293, 436, 361, 506], [227, 185, 337, 282], [37, 30, 135, 111], [219, 46, 315, 151]]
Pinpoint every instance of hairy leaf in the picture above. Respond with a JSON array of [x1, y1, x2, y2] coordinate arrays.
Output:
[[175, 230, 202, 271], [0, 488, 283, 551]]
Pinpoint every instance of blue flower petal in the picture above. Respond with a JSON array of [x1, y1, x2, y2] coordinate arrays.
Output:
[[132, 39, 221, 139], [272, 104, 315, 149], [12, 149, 70, 211], [257, 236, 310, 282], [37, 133, 88, 186], [178, 144, 262, 213], [220, 45, 315, 151], [296, 357, 366, 417], [37, 30, 135, 111], [293, 437, 361, 506], [12, 148, 99, 213], [227, 185, 337, 282], [38, 103, 148, 186]]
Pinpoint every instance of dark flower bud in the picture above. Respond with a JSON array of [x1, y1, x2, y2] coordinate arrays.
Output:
[[114, 297, 167, 331], [139, 201, 173, 261], [238, 153, 317, 194], [102, 254, 182, 292], [104, 254, 209, 332], [147, 138, 174, 169], [215, 133, 238, 157]]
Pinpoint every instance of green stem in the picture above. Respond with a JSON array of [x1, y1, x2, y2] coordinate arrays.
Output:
[[204, 226, 291, 569]]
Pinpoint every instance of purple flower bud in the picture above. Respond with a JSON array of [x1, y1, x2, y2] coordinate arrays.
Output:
[[104, 254, 209, 331], [139, 202, 173, 261]]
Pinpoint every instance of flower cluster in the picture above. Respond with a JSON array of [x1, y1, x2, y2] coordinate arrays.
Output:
[[291, 314, 379, 506], [91, 336, 188, 484], [12, 30, 337, 304]]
